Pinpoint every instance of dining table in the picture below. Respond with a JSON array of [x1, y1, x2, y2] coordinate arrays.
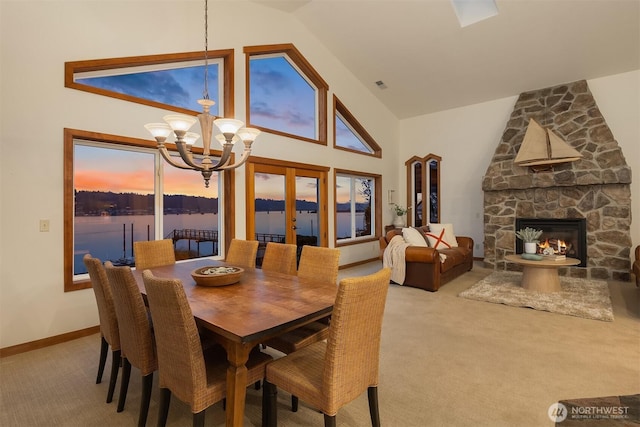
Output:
[[131, 258, 337, 427]]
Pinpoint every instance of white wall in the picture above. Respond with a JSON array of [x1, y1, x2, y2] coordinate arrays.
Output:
[[0, 1, 398, 348], [399, 70, 640, 259]]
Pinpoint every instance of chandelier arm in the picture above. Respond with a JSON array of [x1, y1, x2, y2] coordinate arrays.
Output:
[[158, 145, 200, 170], [175, 142, 207, 171], [206, 144, 234, 170], [218, 146, 252, 170]]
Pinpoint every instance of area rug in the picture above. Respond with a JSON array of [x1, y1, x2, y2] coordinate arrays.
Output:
[[554, 394, 640, 426], [458, 271, 614, 322]]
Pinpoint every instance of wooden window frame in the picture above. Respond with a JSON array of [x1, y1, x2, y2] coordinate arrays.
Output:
[[65, 49, 235, 118], [334, 168, 382, 247], [333, 95, 382, 158], [63, 128, 235, 292], [405, 153, 441, 227], [244, 43, 328, 145]]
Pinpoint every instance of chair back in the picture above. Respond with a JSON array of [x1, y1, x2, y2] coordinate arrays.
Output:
[[322, 268, 391, 414], [133, 239, 176, 270], [225, 239, 259, 268], [83, 254, 120, 350], [297, 246, 340, 285], [261, 242, 297, 275], [142, 271, 207, 407], [104, 262, 157, 375]]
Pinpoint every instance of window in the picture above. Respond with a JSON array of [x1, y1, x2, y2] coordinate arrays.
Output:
[[405, 154, 441, 227], [334, 169, 381, 245], [64, 128, 234, 292], [333, 96, 382, 157], [245, 44, 328, 145], [65, 50, 234, 117]]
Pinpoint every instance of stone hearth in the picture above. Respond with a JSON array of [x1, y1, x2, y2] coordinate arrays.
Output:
[[482, 80, 632, 281]]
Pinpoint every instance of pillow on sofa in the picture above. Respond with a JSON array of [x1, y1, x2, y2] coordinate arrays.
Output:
[[425, 223, 458, 249], [402, 227, 429, 247]]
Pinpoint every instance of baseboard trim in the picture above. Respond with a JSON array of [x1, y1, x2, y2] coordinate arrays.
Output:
[[0, 325, 100, 358], [339, 257, 381, 270]]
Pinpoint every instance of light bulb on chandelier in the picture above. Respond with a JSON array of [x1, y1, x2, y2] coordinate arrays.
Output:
[[144, 0, 260, 188]]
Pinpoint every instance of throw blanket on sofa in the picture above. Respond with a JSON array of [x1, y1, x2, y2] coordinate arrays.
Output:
[[383, 235, 410, 284]]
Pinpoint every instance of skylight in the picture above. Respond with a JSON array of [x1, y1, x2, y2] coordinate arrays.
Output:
[[450, 0, 498, 27]]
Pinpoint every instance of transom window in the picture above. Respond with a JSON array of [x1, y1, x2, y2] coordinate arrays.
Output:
[[245, 44, 328, 145], [65, 50, 234, 117], [334, 169, 381, 245], [334, 96, 382, 157]]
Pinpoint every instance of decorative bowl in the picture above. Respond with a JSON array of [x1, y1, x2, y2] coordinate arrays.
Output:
[[521, 253, 543, 261], [191, 266, 244, 287]]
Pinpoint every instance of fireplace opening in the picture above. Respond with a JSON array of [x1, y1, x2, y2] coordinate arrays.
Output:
[[515, 218, 587, 267]]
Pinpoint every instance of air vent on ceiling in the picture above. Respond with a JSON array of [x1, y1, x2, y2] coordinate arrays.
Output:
[[375, 80, 387, 90]]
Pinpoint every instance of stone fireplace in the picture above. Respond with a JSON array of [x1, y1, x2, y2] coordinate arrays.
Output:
[[482, 80, 632, 281]]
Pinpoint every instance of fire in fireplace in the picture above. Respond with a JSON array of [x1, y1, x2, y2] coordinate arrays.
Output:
[[515, 218, 587, 267]]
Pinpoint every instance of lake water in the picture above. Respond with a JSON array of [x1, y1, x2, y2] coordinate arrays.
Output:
[[74, 211, 365, 274]]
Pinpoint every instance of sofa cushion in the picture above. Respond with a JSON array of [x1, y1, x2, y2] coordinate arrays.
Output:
[[438, 247, 469, 273], [402, 227, 429, 247], [425, 223, 458, 249]]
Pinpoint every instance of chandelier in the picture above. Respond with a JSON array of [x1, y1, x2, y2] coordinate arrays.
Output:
[[144, 0, 260, 188]]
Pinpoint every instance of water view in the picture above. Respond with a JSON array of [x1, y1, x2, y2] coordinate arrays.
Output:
[[74, 211, 364, 275]]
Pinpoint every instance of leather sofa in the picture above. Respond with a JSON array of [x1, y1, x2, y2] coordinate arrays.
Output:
[[379, 225, 474, 292], [633, 245, 639, 287]]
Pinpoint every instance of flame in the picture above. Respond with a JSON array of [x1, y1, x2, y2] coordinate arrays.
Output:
[[538, 238, 567, 254]]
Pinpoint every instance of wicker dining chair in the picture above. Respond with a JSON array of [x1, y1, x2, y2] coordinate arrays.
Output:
[[225, 239, 260, 268], [133, 239, 176, 270], [262, 245, 340, 411], [141, 270, 273, 427], [264, 267, 391, 427], [261, 242, 298, 276], [83, 254, 121, 404], [104, 262, 157, 427]]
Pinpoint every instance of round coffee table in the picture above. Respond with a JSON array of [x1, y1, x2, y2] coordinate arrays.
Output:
[[505, 254, 581, 293]]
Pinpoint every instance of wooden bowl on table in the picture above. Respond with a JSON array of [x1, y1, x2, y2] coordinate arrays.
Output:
[[191, 266, 244, 287]]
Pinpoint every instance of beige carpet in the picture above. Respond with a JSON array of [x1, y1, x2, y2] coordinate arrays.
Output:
[[1, 262, 638, 426], [458, 271, 614, 322]]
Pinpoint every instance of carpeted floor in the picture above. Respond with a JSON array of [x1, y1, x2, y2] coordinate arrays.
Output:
[[458, 271, 614, 322], [1, 261, 638, 426]]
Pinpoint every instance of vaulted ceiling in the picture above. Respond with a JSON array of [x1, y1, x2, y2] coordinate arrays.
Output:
[[255, 0, 640, 119]]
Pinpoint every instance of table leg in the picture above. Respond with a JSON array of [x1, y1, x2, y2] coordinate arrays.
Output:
[[224, 343, 252, 427], [521, 265, 561, 293]]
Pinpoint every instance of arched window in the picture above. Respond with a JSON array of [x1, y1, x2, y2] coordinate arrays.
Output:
[[405, 154, 441, 226]]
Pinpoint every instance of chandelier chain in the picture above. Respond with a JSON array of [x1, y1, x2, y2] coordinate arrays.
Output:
[[203, 0, 209, 100]]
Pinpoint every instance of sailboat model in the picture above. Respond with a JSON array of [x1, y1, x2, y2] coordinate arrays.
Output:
[[514, 118, 582, 169]]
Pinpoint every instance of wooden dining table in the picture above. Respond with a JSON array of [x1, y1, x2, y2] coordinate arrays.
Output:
[[131, 258, 337, 427]]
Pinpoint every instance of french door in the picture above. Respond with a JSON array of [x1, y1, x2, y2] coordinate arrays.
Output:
[[246, 158, 329, 264]]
